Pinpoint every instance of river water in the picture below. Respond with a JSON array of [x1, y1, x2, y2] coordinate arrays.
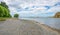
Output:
[[20, 18, 60, 30]]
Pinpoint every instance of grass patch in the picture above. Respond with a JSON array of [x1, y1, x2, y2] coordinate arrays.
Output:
[[0, 17, 18, 21], [0, 17, 7, 21]]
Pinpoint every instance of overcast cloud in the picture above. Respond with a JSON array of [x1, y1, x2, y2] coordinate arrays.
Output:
[[0, 0, 60, 17]]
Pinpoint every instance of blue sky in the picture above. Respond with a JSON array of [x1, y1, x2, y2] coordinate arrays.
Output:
[[0, 0, 60, 17]]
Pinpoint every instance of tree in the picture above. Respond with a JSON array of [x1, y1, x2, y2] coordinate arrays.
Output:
[[14, 14, 19, 18], [0, 1, 10, 12], [0, 2, 11, 17], [0, 2, 8, 8], [0, 5, 11, 17], [0, 5, 5, 17]]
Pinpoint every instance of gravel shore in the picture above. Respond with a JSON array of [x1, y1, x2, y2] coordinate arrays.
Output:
[[0, 19, 60, 35]]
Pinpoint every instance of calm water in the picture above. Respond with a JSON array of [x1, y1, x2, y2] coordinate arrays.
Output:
[[20, 18, 60, 30]]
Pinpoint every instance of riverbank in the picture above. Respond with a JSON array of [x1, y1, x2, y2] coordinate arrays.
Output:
[[0, 19, 60, 35]]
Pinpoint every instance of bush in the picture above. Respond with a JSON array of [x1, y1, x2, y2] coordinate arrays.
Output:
[[14, 14, 19, 18]]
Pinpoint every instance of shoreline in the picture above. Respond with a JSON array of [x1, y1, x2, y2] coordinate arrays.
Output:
[[20, 19, 60, 33], [2, 18, 60, 32], [0, 19, 60, 35]]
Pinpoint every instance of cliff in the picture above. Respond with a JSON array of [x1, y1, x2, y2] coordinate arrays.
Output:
[[54, 12, 60, 18]]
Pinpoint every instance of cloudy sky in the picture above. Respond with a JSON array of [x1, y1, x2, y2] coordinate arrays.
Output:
[[0, 0, 60, 17]]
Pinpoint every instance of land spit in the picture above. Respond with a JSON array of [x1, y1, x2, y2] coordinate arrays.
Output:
[[0, 19, 60, 35]]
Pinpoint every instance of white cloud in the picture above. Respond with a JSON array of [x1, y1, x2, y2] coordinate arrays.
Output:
[[0, 0, 60, 17], [47, 6, 60, 13]]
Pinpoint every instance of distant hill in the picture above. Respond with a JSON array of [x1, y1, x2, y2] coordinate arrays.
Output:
[[54, 12, 60, 18]]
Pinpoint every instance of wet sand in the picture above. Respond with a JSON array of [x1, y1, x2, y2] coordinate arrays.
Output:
[[0, 19, 60, 35]]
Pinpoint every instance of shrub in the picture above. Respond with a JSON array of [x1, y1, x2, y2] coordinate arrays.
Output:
[[14, 14, 19, 18]]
